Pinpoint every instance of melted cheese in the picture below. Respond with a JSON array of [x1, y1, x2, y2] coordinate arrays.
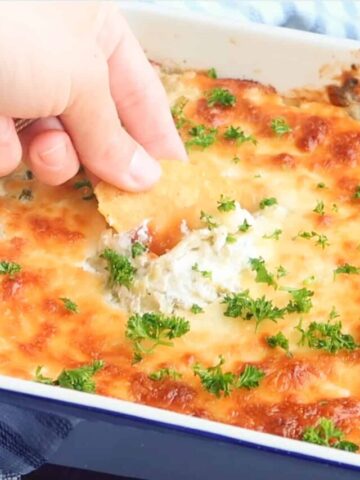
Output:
[[0, 71, 360, 447]]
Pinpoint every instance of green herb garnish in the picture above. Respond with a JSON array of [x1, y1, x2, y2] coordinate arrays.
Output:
[[149, 368, 182, 381], [297, 231, 330, 249], [74, 179, 94, 200], [186, 125, 218, 149], [100, 248, 136, 289], [263, 229, 282, 240], [191, 304, 204, 314], [285, 287, 314, 314], [207, 88, 236, 107], [200, 211, 218, 230], [267, 332, 290, 355], [239, 219, 251, 232], [35, 360, 104, 393], [317, 182, 326, 189], [353, 185, 360, 199], [193, 355, 264, 397], [126, 312, 190, 363], [192, 263, 212, 279], [224, 126, 257, 145], [217, 194, 236, 212], [270, 117, 292, 136], [19, 189, 33, 201], [207, 67, 217, 79], [259, 197, 278, 209], [226, 234, 237, 244], [334, 263, 360, 278], [249, 257, 277, 287], [60, 297, 78, 314], [131, 241, 147, 259], [222, 290, 285, 330], [313, 200, 325, 216], [276, 265, 287, 278], [0, 261, 21, 276], [303, 418, 358, 452]]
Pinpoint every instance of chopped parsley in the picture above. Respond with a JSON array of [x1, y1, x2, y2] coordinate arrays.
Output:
[[171, 97, 188, 129], [334, 263, 360, 277], [222, 290, 285, 330], [74, 179, 94, 200], [19, 189, 33, 201], [232, 156, 240, 164], [270, 117, 292, 136], [296, 319, 358, 354], [313, 200, 325, 216], [263, 229, 282, 240], [207, 88, 237, 107], [303, 418, 359, 452], [266, 332, 290, 355], [259, 197, 278, 209], [276, 265, 288, 278], [193, 355, 264, 397], [285, 287, 314, 314], [192, 263, 212, 279], [186, 125, 218, 149], [60, 297, 78, 314], [317, 182, 326, 189], [217, 194, 236, 212], [131, 241, 147, 259], [25, 170, 33, 180], [226, 234, 237, 244], [297, 231, 330, 249], [0, 261, 21, 276], [100, 248, 136, 289], [238, 219, 251, 232], [207, 67, 217, 79], [249, 257, 277, 288], [224, 126, 257, 145], [149, 368, 182, 381], [191, 304, 204, 314], [126, 312, 190, 363], [200, 211, 218, 230], [353, 185, 360, 199], [35, 360, 104, 393]]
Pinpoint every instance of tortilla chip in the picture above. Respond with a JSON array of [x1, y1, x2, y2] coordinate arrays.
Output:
[[95, 160, 240, 252]]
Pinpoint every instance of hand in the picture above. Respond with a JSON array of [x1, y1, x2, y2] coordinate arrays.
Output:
[[0, 2, 186, 190]]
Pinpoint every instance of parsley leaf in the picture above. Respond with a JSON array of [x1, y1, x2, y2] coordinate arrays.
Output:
[[192, 263, 212, 279], [270, 117, 292, 136], [191, 304, 204, 314], [303, 418, 358, 452], [217, 194, 236, 212], [232, 156, 240, 164], [297, 231, 330, 249], [0, 261, 21, 276], [207, 88, 236, 107], [313, 200, 325, 216], [131, 241, 147, 259], [100, 248, 136, 289], [60, 297, 78, 313], [200, 211, 218, 230], [267, 332, 290, 355], [259, 197, 278, 209], [334, 263, 360, 277], [171, 97, 188, 129], [249, 257, 277, 287], [353, 185, 360, 199], [263, 229, 282, 240], [126, 312, 190, 363], [296, 319, 358, 354], [222, 290, 285, 330], [193, 356, 265, 397], [186, 125, 218, 149], [207, 67, 217, 79], [35, 360, 104, 393], [285, 288, 314, 314], [239, 219, 251, 232], [317, 182, 326, 189], [224, 126, 257, 145], [149, 368, 182, 381], [277, 265, 288, 278], [237, 365, 265, 389], [226, 234, 237, 244]]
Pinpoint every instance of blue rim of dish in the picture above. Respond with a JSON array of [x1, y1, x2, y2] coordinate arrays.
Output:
[[0, 386, 358, 473]]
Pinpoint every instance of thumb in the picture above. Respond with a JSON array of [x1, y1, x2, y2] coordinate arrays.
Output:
[[60, 53, 161, 191]]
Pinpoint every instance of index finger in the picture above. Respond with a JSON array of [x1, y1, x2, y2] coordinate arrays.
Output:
[[104, 10, 187, 162]]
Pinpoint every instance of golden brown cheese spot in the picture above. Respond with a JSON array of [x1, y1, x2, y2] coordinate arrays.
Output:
[[29, 215, 84, 243], [272, 153, 296, 169], [296, 116, 329, 152], [331, 131, 360, 166]]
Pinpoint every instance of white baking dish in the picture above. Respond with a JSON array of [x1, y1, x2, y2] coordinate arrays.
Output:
[[1, 3, 360, 478]]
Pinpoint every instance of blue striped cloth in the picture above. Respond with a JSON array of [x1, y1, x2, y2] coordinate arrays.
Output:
[[2, 1, 360, 478]]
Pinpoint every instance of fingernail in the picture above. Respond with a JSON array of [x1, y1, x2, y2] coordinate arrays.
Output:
[[126, 147, 161, 189], [38, 142, 67, 168], [0, 117, 12, 141]]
